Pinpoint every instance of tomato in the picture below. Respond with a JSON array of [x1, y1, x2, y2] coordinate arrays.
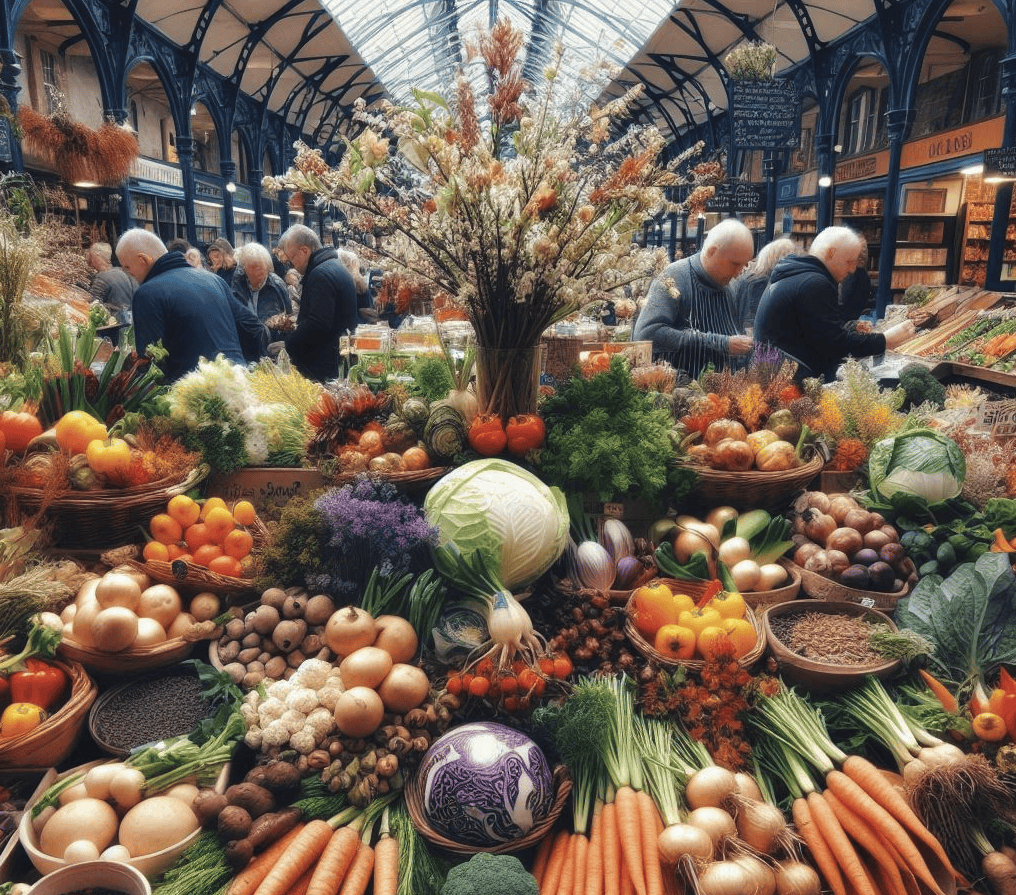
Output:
[[85, 437, 132, 476], [505, 413, 546, 456], [632, 583, 679, 639], [0, 410, 43, 453], [54, 410, 107, 455], [467, 413, 508, 456], [0, 702, 47, 738]]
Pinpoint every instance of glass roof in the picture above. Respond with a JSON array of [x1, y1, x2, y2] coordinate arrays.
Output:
[[318, 0, 676, 108]]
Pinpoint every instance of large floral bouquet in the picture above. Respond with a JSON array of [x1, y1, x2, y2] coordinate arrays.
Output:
[[264, 20, 674, 420]]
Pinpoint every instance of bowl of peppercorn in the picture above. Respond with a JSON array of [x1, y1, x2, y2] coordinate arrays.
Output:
[[25, 859, 151, 894], [762, 599, 903, 692]]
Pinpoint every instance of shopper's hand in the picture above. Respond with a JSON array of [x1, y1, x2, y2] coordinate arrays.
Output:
[[728, 335, 754, 356], [855, 320, 873, 334]]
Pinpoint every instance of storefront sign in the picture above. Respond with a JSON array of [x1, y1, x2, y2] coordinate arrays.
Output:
[[233, 184, 253, 205], [130, 156, 183, 189], [985, 147, 1016, 178], [730, 80, 801, 150], [194, 175, 222, 200], [900, 116, 1003, 168], [835, 154, 883, 183], [705, 181, 766, 213]]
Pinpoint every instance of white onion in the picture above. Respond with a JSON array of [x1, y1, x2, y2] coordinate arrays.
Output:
[[733, 772, 764, 802], [600, 519, 635, 564], [696, 859, 752, 895], [685, 766, 739, 810], [775, 860, 822, 895], [732, 854, 776, 895], [735, 798, 788, 855], [917, 743, 965, 768], [657, 822, 715, 864], [574, 540, 615, 590], [686, 806, 737, 850]]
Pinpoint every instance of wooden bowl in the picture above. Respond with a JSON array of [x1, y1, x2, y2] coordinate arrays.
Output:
[[762, 599, 902, 693]]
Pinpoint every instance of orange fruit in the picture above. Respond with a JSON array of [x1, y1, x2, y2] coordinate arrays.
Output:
[[184, 522, 214, 552], [208, 555, 243, 577], [150, 513, 183, 546], [200, 497, 228, 520], [142, 541, 170, 562], [232, 500, 257, 527], [167, 494, 201, 528], [192, 543, 224, 567], [204, 506, 235, 541], [222, 528, 254, 560], [166, 543, 187, 560]]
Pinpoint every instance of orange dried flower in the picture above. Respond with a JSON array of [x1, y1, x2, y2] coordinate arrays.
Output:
[[830, 437, 869, 472], [779, 384, 803, 404], [736, 383, 768, 432]]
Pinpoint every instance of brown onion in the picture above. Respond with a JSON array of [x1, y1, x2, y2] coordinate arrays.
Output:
[[826, 526, 864, 556], [704, 418, 748, 448], [712, 439, 754, 471]]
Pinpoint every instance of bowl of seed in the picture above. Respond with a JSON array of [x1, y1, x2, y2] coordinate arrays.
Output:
[[761, 600, 904, 692]]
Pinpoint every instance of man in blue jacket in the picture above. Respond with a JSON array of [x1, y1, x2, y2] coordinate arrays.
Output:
[[116, 229, 267, 382], [277, 223, 358, 382]]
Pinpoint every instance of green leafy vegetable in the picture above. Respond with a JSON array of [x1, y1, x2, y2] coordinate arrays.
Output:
[[984, 498, 1016, 540], [894, 552, 1016, 685], [539, 356, 675, 506], [868, 428, 966, 504]]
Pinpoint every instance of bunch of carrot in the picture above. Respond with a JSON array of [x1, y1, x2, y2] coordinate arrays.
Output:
[[530, 675, 674, 895], [225, 801, 400, 895], [751, 687, 961, 895]]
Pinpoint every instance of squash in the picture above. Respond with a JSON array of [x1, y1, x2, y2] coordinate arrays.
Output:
[[704, 419, 748, 448], [711, 438, 753, 471], [754, 440, 799, 472]]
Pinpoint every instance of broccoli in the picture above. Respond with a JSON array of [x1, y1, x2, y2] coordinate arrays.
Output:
[[897, 363, 945, 409], [440, 853, 539, 895]]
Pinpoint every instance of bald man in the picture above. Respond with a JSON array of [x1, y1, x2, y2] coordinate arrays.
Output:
[[116, 229, 267, 381]]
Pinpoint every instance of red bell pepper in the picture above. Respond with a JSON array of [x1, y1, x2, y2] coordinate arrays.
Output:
[[505, 414, 546, 456], [9, 658, 67, 712], [468, 413, 508, 457], [0, 677, 9, 713]]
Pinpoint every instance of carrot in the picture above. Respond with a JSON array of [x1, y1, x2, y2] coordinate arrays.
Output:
[[619, 837, 635, 895], [289, 866, 316, 895], [307, 825, 360, 895], [636, 789, 664, 895], [918, 670, 958, 712], [338, 840, 375, 895], [253, 819, 334, 895], [373, 834, 399, 895], [542, 828, 572, 895], [882, 841, 922, 895], [555, 833, 577, 895], [823, 788, 908, 895], [792, 796, 847, 895], [840, 755, 959, 879], [805, 791, 878, 895], [585, 800, 604, 895], [614, 785, 647, 895], [571, 832, 589, 895], [229, 823, 308, 895], [533, 825, 557, 888], [602, 801, 621, 895], [826, 767, 948, 895]]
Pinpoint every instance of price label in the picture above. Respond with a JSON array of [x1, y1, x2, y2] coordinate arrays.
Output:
[[603, 502, 625, 518], [859, 597, 876, 608]]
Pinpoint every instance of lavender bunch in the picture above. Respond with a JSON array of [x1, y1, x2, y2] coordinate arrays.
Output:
[[309, 477, 438, 600]]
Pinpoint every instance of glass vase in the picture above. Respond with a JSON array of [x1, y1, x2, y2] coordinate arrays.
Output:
[[474, 343, 545, 421]]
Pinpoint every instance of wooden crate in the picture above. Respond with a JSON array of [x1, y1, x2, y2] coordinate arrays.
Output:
[[205, 467, 327, 512]]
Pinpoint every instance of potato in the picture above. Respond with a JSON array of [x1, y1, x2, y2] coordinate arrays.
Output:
[[225, 782, 275, 819]]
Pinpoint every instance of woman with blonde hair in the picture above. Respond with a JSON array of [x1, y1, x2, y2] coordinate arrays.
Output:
[[731, 236, 798, 331], [206, 237, 237, 285], [336, 247, 378, 323]]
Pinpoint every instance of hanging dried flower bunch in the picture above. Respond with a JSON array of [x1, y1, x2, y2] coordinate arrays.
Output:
[[18, 94, 139, 187]]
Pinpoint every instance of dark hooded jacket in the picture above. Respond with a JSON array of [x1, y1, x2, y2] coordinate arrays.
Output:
[[753, 253, 886, 382], [284, 246, 358, 382], [133, 251, 265, 382]]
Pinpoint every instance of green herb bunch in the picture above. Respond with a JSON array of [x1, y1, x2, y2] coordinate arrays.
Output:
[[539, 355, 677, 507]]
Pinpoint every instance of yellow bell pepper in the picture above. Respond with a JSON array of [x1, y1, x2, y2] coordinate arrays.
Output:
[[0, 702, 47, 738]]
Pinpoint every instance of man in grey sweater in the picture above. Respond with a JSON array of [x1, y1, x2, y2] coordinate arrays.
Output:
[[88, 241, 137, 325], [633, 219, 755, 378]]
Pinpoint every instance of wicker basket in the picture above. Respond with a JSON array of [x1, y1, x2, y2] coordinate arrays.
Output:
[[783, 559, 909, 612], [0, 658, 96, 769], [689, 454, 823, 513], [325, 466, 450, 494], [10, 466, 208, 549], [58, 635, 197, 677], [101, 540, 264, 601], [742, 564, 802, 609], [762, 599, 902, 692], [624, 592, 765, 671], [404, 763, 572, 856]]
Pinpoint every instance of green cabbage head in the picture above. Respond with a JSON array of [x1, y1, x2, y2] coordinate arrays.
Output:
[[868, 428, 966, 504], [424, 459, 569, 591]]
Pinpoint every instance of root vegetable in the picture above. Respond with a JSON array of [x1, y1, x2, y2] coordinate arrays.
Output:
[[272, 619, 307, 653], [339, 647, 393, 690], [218, 805, 253, 841], [983, 851, 1016, 895], [40, 799, 119, 857], [226, 783, 276, 819], [372, 615, 419, 664], [656, 822, 714, 864], [774, 860, 822, 895], [686, 806, 736, 850], [192, 790, 229, 828], [189, 592, 221, 622], [253, 605, 281, 635], [261, 587, 287, 609], [325, 607, 378, 659], [245, 761, 302, 794], [246, 806, 303, 851], [734, 797, 788, 855], [118, 796, 199, 857], [376, 664, 430, 713], [334, 687, 385, 738], [303, 595, 335, 626], [283, 594, 307, 619]]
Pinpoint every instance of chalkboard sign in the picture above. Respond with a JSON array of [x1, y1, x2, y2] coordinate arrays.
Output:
[[705, 182, 765, 214], [984, 147, 1016, 178], [731, 79, 801, 150]]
